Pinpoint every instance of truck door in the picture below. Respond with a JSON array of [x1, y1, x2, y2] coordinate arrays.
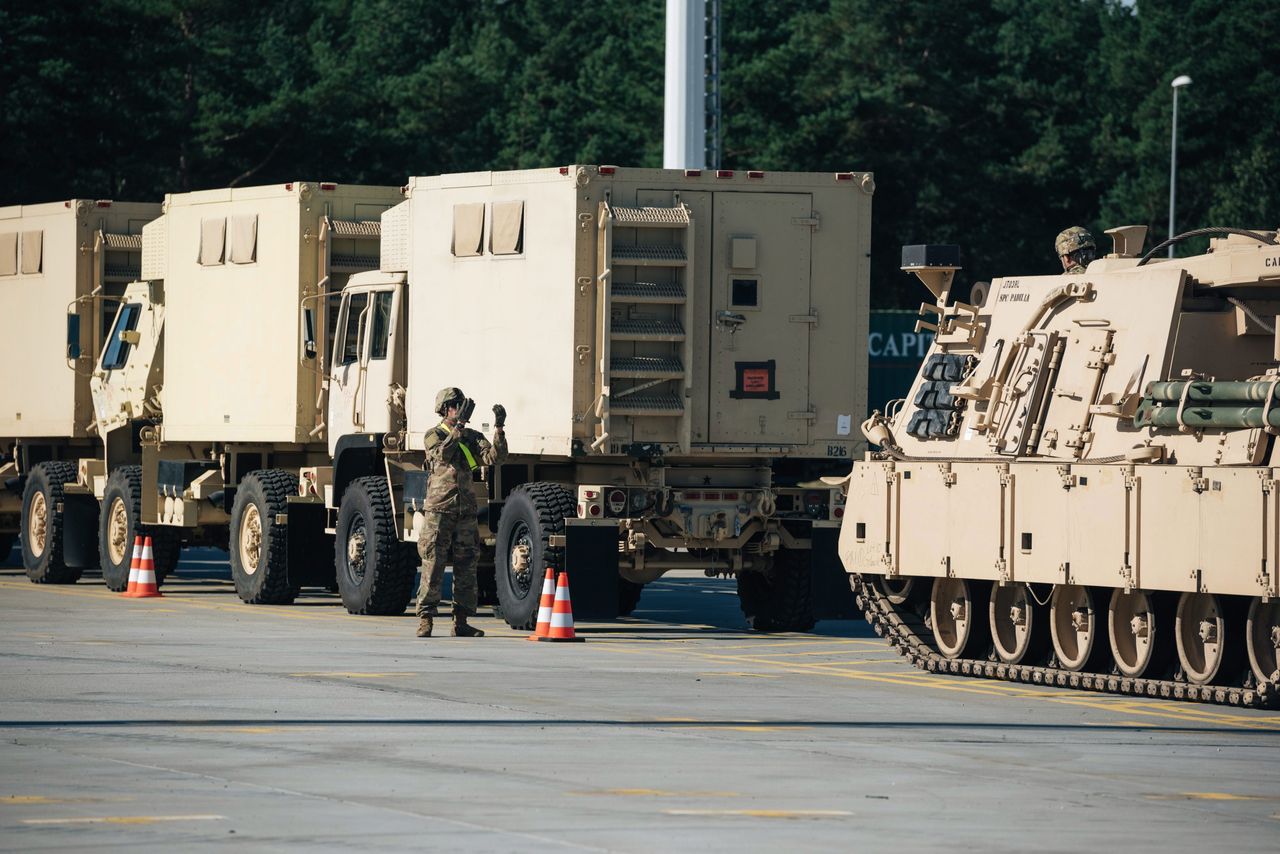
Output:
[[328, 279, 404, 454], [709, 192, 813, 445]]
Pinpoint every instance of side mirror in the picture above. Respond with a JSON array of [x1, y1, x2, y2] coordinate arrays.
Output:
[[302, 307, 317, 359], [65, 313, 81, 360]]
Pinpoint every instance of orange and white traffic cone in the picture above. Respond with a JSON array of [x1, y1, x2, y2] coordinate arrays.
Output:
[[539, 571, 584, 643], [121, 535, 143, 597], [124, 536, 162, 598], [527, 568, 556, 641]]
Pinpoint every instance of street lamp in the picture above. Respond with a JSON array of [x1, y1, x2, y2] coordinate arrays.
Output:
[[1168, 74, 1192, 258]]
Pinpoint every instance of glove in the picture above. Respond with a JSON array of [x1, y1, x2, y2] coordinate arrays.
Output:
[[492, 403, 506, 429], [458, 397, 476, 424]]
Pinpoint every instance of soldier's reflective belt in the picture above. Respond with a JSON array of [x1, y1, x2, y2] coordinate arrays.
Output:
[[437, 421, 479, 471]]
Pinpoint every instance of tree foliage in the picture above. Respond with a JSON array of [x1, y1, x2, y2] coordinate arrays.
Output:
[[0, 0, 1274, 305]]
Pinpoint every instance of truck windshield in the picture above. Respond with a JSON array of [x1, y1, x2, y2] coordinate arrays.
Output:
[[101, 302, 141, 370]]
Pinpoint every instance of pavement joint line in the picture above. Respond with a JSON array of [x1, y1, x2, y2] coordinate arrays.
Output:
[[20, 741, 610, 851], [598, 642, 1280, 731], [662, 809, 852, 818], [20, 814, 226, 825]]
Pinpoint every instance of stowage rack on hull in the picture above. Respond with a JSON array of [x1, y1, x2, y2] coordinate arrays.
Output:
[[838, 226, 1280, 706]]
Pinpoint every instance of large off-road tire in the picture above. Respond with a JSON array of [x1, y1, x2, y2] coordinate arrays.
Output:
[[738, 549, 815, 633], [335, 476, 415, 616], [21, 461, 84, 584], [618, 579, 645, 617], [229, 470, 298, 605], [99, 466, 182, 591], [494, 482, 575, 631]]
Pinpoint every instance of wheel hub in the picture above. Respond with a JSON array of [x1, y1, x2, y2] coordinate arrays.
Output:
[[508, 526, 533, 594], [239, 504, 262, 576], [347, 525, 367, 581], [28, 492, 49, 557], [108, 497, 129, 565]]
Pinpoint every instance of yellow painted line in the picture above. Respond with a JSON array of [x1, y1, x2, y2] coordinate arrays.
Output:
[[570, 789, 740, 798], [721, 725, 809, 732], [663, 809, 850, 819], [1146, 792, 1278, 802], [707, 639, 883, 651], [22, 814, 225, 825], [699, 672, 782, 679], [1083, 721, 1157, 728], [601, 642, 1280, 732], [288, 672, 416, 679]]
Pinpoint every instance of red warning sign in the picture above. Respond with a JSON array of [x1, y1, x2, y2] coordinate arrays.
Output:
[[741, 368, 771, 393]]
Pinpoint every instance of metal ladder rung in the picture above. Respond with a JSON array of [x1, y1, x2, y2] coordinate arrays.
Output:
[[611, 244, 687, 266], [610, 394, 685, 415], [610, 356, 685, 378], [610, 319, 685, 342], [612, 281, 687, 303], [609, 206, 691, 227]]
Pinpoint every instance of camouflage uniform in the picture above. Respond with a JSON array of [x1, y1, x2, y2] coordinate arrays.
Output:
[[415, 421, 507, 618]]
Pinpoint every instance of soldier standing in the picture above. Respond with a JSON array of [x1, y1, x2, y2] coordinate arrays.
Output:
[[415, 387, 508, 638], [1055, 226, 1097, 274]]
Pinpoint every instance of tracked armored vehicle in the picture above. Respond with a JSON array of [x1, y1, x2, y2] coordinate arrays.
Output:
[[838, 226, 1280, 707]]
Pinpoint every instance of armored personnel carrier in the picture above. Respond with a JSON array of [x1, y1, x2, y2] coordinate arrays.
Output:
[[838, 226, 1280, 707], [0, 198, 162, 579], [307, 166, 872, 628]]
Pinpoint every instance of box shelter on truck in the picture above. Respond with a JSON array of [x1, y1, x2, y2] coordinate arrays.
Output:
[[0, 199, 161, 579], [19, 181, 402, 597], [312, 165, 873, 630]]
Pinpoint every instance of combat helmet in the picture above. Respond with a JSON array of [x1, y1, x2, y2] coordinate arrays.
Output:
[[1055, 226, 1095, 258], [434, 386, 466, 416]]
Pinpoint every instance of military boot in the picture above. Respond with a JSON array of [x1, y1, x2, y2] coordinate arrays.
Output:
[[415, 616, 434, 638], [452, 612, 485, 637]]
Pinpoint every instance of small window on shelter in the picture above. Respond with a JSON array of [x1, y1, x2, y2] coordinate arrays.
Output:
[[451, 203, 485, 257], [199, 218, 226, 266], [731, 277, 760, 308], [20, 231, 43, 274], [228, 214, 258, 264], [101, 303, 142, 370], [490, 200, 524, 256], [0, 233, 16, 276]]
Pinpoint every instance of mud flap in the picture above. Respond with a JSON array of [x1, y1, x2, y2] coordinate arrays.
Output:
[[564, 519, 620, 619], [287, 499, 336, 587], [811, 522, 856, 620]]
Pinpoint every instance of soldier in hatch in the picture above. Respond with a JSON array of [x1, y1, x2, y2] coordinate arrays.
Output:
[[415, 388, 508, 638], [1055, 226, 1097, 274]]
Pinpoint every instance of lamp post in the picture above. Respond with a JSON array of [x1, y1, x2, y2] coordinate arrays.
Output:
[[1168, 74, 1192, 258]]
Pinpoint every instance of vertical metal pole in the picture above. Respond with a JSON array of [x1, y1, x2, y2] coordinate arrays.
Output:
[[706, 0, 721, 170], [1168, 85, 1178, 258], [664, 0, 707, 170]]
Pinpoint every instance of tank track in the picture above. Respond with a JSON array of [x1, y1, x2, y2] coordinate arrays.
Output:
[[851, 574, 1279, 710]]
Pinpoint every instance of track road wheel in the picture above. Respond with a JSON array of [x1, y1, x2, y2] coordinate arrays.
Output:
[[98, 466, 182, 591], [930, 577, 990, 658], [1175, 592, 1243, 686], [21, 461, 83, 584], [335, 476, 414, 615], [1245, 597, 1280, 685], [877, 575, 917, 607], [989, 583, 1047, 665], [230, 470, 298, 605], [1108, 588, 1173, 678], [494, 482, 575, 631], [1049, 585, 1109, 671], [738, 549, 816, 633]]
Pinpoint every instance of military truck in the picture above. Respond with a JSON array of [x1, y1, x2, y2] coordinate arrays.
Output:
[[838, 226, 1280, 707], [22, 181, 402, 594], [0, 198, 162, 579], [298, 165, 872, 629]]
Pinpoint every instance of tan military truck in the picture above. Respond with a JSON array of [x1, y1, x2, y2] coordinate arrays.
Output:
[[839, 226, 1280, 707], [35, 181, 402, 595], [0, 199, 161, 579], [303, 165, 872, 628]]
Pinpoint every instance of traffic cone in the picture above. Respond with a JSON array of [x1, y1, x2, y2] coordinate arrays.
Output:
[[539, 571, 584, 643], [121, 535, 143, 597], [124, 536, 162, 598], [527, 568, 556, 641]]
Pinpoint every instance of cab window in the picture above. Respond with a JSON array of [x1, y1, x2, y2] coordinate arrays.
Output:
[[338, 292, 369, 365], [101, 303, 141, 370], [369, 291, 394, 360]]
